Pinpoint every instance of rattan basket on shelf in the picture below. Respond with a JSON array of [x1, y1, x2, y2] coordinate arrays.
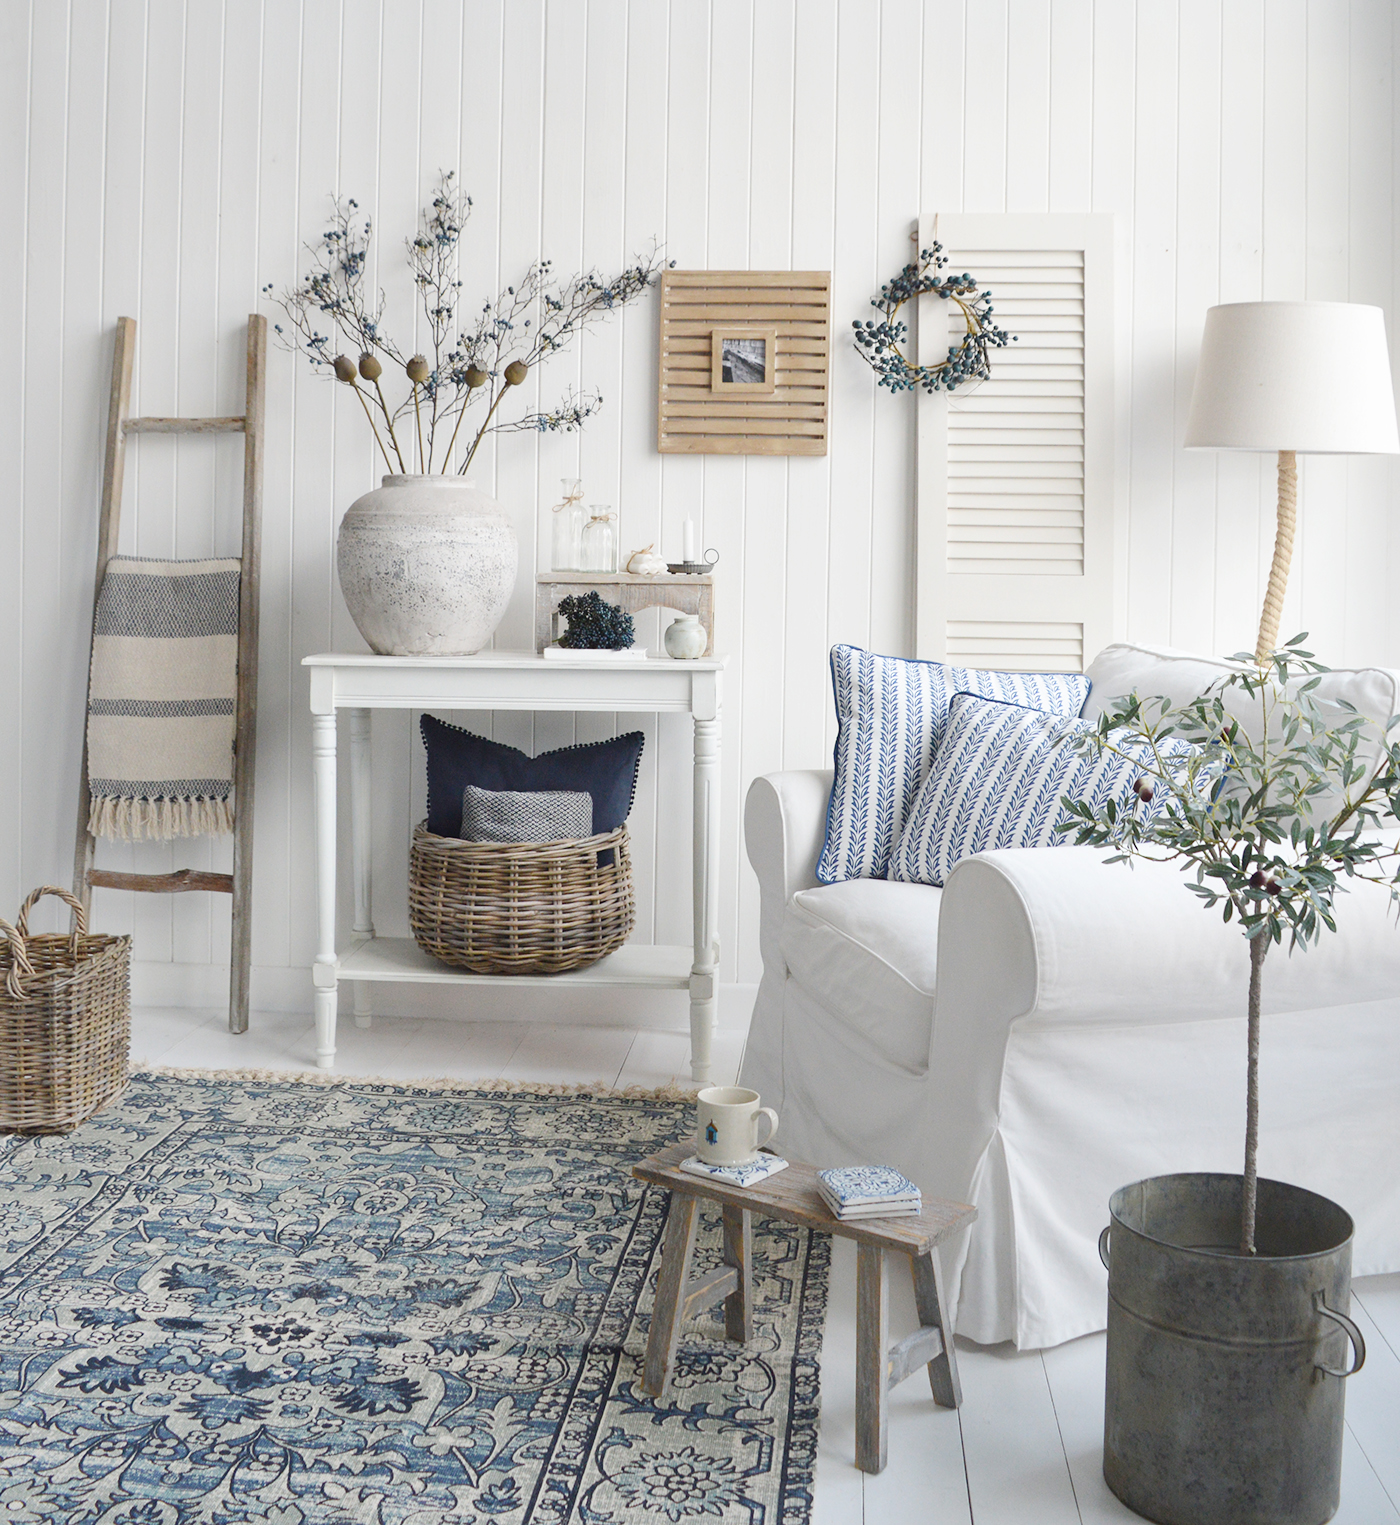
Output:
[[408, 822, 635, 975], [0, 886, 131, 1134]]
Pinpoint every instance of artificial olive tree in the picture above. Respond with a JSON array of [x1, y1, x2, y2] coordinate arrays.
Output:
[[1057, 636, 1400, 1254]]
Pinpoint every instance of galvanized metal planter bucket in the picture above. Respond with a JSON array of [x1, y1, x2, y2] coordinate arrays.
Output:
[[1102, 1173, 1365, 1525]]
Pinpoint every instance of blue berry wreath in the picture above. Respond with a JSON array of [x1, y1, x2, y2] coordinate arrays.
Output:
[[853, 242, 1014, 394]]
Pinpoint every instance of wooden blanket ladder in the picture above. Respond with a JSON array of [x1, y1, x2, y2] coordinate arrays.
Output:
[[73, 314, 267, 1035]]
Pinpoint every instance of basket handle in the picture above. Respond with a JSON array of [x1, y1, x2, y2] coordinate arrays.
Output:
[[16, 885, 88, 945], [0, 917, 36, 1001]]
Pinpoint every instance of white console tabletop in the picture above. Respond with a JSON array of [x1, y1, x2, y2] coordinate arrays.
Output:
[[303, 650, 726, 1080]]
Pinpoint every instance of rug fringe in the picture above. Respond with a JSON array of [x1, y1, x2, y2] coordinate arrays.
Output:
[[132, 1065, 700, 1101]]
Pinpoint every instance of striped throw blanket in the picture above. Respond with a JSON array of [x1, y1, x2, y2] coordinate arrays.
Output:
[[86, 557, 241, 840]]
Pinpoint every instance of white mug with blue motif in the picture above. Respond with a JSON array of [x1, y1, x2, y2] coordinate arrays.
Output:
[[696, 1086, 779, 1168]]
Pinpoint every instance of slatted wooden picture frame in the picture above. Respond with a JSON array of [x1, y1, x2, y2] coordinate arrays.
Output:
[[657, 270, 831, 455]]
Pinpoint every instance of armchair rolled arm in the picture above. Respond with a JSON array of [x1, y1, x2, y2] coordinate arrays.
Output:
[[942, 845, 1400, 1030], [745, 770, 833, 971]]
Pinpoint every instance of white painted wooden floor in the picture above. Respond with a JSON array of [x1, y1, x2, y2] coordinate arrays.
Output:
[[132, 1006, 1400, 1525]]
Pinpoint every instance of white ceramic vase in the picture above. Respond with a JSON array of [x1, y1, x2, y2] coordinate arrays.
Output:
[[336, 475, 518, 656], [664, 613, 708, 660]]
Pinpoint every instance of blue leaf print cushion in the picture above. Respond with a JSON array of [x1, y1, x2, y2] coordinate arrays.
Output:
[[816, 646, 1091, 883], [889, 691, 1195, 887]]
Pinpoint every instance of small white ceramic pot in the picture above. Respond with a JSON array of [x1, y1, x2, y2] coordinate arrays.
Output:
[[664, 613, 708, 660], [336, 475, 518, 656]]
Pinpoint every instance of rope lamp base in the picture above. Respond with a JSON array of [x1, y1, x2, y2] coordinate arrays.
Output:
[[1255, 449, 1298, 665]]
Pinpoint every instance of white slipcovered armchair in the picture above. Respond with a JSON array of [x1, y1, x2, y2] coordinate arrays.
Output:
[[739, 644, 1400, 1349]]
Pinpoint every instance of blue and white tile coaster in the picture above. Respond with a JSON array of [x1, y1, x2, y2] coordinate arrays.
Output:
[[817, 1165, 922, 1220], [679, 1154, 790, 1187]]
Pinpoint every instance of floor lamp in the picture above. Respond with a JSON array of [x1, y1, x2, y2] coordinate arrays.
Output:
[[1183, 301, 1399, 664]]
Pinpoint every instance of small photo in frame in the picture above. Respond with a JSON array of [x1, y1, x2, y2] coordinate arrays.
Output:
[[711, 327, 778, 394]]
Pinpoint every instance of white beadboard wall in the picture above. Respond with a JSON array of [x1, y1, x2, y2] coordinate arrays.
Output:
[[2, 0, 1398, 1013]]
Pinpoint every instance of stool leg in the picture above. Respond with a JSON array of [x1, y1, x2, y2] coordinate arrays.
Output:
[[642, 1193, 698, 1398], [911, 1248, 962, 1408], [722, 1204, 753, 1343], [855, 1243, 889, 1474]]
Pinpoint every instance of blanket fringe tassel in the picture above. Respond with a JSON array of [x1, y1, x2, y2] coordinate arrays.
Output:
[[89, 795, 234, 841]]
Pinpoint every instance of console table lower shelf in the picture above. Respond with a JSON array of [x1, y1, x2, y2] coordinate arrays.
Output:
[[338, 937, 696, 990]]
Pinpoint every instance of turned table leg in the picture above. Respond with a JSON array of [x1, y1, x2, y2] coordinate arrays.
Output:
[[642, 1194, 699, 1398], [348, 706, 374, 1030], [311, 708, 339, 1070], [689, 713, 720, 1085]]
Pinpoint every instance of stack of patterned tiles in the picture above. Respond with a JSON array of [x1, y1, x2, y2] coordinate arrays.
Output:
[[817, 1165, 923, 1221]]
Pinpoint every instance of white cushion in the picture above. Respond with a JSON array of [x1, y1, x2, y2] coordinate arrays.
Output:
[[1083, 641, 1400, 824], [781, 879, 941, 1073], [1083, 642, 1400, 735]]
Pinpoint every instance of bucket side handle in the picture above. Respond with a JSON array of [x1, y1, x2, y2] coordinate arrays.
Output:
[[1314, 1293, 1366, 1379], [1098, 1226, 1111, 1271]]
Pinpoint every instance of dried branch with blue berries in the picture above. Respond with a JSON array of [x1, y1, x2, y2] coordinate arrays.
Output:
[[264, 171, 667, 475], [555, 592, 636, 652], [853, 243, 1014, 395]]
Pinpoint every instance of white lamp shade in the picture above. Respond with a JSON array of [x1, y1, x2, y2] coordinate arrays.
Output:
[[1184, 301, 1399, 454]]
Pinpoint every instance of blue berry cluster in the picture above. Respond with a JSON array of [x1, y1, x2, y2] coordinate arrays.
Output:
[[853, 243, 1014, 395], [556, 592, 636, 651]]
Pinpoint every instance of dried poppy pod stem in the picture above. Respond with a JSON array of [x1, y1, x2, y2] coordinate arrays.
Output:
[[440, 364, 488, 470], [359, 351, 407, 471], [461, 361, 528, 474], [406, 355, 430, 471], [334, 355, 394, 472]]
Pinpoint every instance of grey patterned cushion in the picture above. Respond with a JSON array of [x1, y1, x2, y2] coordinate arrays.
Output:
[[460, 785, 594, 843]]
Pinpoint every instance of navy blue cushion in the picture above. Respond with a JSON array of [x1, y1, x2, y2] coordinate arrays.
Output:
[[420, 715, 645, 840]]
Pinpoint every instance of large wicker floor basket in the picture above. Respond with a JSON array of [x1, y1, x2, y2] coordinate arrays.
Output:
[[0, 886, 131, 1134], [409, 822, 635, 975]]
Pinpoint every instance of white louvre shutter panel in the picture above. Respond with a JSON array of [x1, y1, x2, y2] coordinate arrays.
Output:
[[916, 213, 1115, 674]]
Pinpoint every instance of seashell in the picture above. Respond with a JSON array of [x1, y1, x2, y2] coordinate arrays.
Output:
[[626, 544, 667, 577]]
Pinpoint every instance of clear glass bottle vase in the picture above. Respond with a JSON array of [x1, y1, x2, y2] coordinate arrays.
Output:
[[550, 479, 586, 572], [580, 506, 618, 573]]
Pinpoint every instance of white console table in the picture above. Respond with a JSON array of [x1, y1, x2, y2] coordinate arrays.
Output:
[[303, 651, 726, 1081]]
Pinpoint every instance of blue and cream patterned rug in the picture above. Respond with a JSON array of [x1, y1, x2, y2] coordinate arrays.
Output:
[[0, 1072, 828, 1524]]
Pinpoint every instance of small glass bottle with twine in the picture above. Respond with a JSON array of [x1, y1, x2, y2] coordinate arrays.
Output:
[[550, 479, 586, 571], [580, 506, 619, 573]]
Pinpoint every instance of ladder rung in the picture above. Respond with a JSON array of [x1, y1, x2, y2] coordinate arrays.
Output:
[[88, 869, 234, 895], [124, 416, 246, 434]]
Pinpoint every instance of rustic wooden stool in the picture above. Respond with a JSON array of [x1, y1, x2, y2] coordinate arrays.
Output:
[[632, 1143, 976, 1474]]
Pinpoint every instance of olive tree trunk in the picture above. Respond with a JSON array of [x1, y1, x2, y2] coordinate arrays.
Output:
[[1241, 931, 1269, 1256]]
